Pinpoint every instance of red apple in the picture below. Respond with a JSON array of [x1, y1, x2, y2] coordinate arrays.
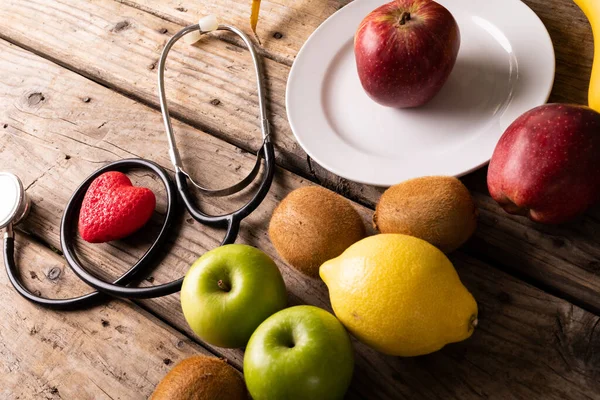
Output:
[[488, 104, 600, 224], [354, 0, 460, 108]]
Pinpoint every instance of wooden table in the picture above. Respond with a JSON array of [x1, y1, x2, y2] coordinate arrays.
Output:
[[0, 0, 599, 398]]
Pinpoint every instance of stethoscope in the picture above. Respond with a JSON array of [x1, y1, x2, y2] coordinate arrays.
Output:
[[0, 17, 275, 309]]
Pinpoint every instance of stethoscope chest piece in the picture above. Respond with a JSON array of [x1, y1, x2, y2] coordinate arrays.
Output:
[[0, 172, 30, 231]]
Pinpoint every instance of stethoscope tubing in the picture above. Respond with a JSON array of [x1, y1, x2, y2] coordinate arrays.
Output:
[[4, 235, 106, 309], [65, 139, 274, 300], [3, 21, 275, 307], [159, 23, 271, 171], [3, 158, 178, 309], [63, 22, 275, 300]]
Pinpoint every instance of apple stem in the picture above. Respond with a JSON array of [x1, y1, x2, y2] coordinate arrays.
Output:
[[399, 12, 411, 25], [217, 279, 231, 292]]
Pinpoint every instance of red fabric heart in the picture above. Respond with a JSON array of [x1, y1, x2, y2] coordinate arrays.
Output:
[[79, 171, 156, 243]]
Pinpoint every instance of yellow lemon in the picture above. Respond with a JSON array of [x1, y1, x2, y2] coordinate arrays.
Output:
[[320, 234, 478, 357]]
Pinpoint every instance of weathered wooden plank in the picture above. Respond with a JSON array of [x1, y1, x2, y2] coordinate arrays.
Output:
[[2, 39, 600, 399], [0, 234, 224, 400], [2, 0, 599, 316], [114, 0, 352, 66], [0, 0, 299, 181], [0, 0, 388, 206], [467, 191, 600, 311]]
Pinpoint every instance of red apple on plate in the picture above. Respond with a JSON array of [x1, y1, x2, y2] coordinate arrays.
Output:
[[488, 104, 600, 224], [354, 0, 460, 108]]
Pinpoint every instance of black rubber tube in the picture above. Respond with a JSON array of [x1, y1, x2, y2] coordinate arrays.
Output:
[[5, 141, 274, 305], [3, 158, 178, 310], [64, 141, 274, 299], [4, 235, 108, 309]]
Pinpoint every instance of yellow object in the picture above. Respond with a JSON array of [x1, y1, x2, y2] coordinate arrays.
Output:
[[320, 234, 478, 357], [251, 0, 261, 36], [575, 0, 600, 112]]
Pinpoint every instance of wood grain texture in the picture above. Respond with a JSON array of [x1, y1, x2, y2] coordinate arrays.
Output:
[[0, 0, 299, 183], [0, 0, 384, 205], [0, 234, 225, 400], [116, 0, 352, 66], [1, 0, 599, 316], [2, 39, 600, 399]]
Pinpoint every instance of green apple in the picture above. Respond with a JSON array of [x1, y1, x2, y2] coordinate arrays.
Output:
[[181, 244, 287, 348], [244, 305, 354, 400]]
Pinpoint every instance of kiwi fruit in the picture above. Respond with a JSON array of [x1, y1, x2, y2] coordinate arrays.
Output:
[[151, 355, 247, 400], [373, 176, 477, 253], [269, 186, 366, 278]]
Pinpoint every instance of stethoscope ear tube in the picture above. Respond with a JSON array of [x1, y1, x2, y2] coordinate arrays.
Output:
[[174, 140, 276, 227]]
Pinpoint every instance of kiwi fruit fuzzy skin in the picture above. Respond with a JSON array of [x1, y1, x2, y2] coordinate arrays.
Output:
[[269, 186, 366, 278], [374, 176, 477, 253], [151, 355, 247, 400]]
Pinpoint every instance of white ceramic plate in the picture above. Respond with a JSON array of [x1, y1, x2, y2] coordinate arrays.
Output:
[[286, 0, 555, 186]]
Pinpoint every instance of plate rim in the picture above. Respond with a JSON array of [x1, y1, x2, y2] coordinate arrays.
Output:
[[285, 0, 555, 187]]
